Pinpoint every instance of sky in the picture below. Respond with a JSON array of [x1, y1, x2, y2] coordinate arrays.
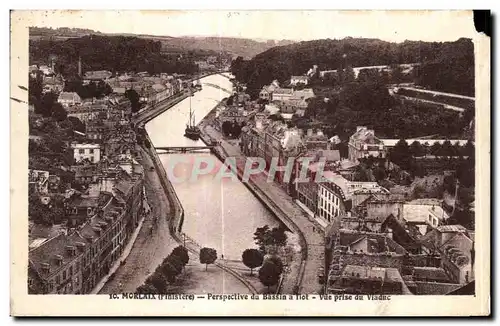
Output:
[[18, 10, 476, 43]]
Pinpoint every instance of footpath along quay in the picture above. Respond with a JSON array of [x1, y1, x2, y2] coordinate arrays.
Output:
[[128, 88, 257, 294], [101, 82, 255, 294], [141, 129, 257, 294], [199, 123, 325, 295]]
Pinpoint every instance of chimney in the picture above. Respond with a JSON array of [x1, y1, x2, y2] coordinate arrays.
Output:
[[54, 254, 64, 266], [41, 262, 50, 273], [93, 227, 102, 235], [75, 242, 86, 252], [307, 129, 313, 137], [78, 56, 82, 77], [66, 245, 76, 257]]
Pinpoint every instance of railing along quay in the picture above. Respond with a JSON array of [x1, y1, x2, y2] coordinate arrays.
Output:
[[199, 132, 309, 295]]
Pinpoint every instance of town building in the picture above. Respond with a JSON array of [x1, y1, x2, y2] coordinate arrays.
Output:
[[317, 171, 350, 225], [28, 163, 145, 294], [218, 106, 247, 125], [66, 105, 107, 123], [420, 225, 474, 284], [328, 264, 407, 295], [58, 92, 82, 108], [290, 75, 309, 86], [38, 65, 54, 76], [83, 70, 113, 81], [42, 75, 64, 94], [259, 80, 280, 101], [29, 169, 50, 195], [348, 126, 387, 164], [271, 88, 294, 102], [325, 226, 409, 294], [400, 199, 450, 236], [71, 143, 101, 164]]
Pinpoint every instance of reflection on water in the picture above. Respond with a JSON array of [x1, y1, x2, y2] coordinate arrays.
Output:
[[146, 74, 279, 260]]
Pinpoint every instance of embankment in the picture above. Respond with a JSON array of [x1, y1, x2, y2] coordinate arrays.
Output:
[[198, 126, 308, 295], [137, 99, 257, 294]]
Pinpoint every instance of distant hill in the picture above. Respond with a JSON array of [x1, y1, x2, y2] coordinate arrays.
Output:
[[29, 27, 295, 59], [29, 34, 200, 76], [231, 37, 474, 97]]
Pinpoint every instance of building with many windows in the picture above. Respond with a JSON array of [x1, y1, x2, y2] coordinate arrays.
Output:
[[71, 143, 101, 164], [348, 126, 387, 164], [28, 165, 145, 294]]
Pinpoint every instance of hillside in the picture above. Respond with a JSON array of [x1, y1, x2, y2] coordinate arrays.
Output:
[[29, 34, 200, 76], [158, 37, 295, 59], [29, 27, 295, 59], [231, 37, 475, 97]]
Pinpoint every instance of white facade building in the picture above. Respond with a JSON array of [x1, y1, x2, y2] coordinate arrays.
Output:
[[71, 143, 101, 163]]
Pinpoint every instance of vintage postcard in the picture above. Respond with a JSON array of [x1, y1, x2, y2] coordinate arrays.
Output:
[[10, 10, 490, 316]]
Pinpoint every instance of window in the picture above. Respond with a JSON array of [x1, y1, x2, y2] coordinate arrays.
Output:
[[89, 149, 94, 154], [79, 149, 84, 154], [56, 275, 61, 284], [69, 266, 73, 276], [63, 270, 67, 280]]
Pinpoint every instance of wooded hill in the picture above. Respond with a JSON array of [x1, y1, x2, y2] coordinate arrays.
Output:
[[30, 27, 295, 60], [231, 37, 474, 97], [29, 34, 201, 76]]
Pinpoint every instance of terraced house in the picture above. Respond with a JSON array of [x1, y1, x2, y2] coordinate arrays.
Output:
[[28, 165, 145, 294]]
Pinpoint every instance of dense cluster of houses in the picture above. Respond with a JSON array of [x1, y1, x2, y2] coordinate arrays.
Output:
[[105, 72, 188, 104], [28, 75, 150, 294], [195, 55, 230, 72], [30, 63, 189, 108], [218, 73, 475, 295]]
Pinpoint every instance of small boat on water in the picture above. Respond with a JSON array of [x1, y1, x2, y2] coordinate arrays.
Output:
[[184, 91, 201, 141]]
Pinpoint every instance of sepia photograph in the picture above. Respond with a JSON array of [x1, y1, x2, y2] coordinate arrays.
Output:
[[10, 9, 490, 316]]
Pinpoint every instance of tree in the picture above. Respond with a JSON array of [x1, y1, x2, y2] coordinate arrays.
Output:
[[125, 89, 141, 113], [51, 102, 67, 122], [242, 249, 264, 275], [430, 142, 442, 156], [254, 225, 288, 253], [409, 141, 425, 157], [258, 261, 280, 291], [68, 116, 85, 133], [266, 256, 284, 275], [135, 283, 158, 294], [462, 140, 475, 157], [221, 121, 232, 136], [145, 272, 168, 293], [390, 139, 412, 170], [29, 72, 43, 106], [199, 247, 217, 271], [439, 140, 454, 157], [37, 92, 58, 117], [373, 165, 387, 181], [161, 254, 183, 283], [171, 246, 189, 267], [270, 227, 287, 247]]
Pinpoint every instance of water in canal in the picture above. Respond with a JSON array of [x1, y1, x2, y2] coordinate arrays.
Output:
[[145, 74, 279, 261]]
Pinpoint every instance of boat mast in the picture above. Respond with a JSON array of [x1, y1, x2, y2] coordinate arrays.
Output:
[[189, 89, 193, 127]]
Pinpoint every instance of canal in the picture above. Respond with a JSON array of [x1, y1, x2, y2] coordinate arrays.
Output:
[[145, 74, 280, 261]]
